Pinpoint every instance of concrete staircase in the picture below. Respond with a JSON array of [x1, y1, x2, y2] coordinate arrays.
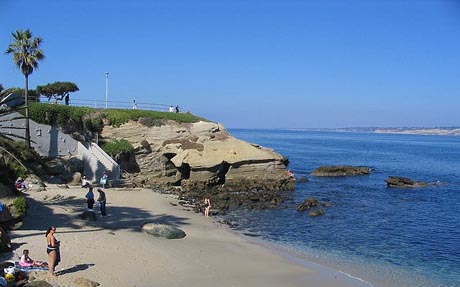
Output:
[[0, 111, 122, 183]]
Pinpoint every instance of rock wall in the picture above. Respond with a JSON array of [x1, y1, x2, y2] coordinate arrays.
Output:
[[102, 120, 294, 193]]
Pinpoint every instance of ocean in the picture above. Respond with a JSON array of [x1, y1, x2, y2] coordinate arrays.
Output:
[[226, 129, 460, 287]]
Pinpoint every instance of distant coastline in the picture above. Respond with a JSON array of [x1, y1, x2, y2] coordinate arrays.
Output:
[[288, 127, 460, 136]]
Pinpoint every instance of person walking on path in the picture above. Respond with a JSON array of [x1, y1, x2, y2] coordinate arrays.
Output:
[[45, 226, 60, 278], [97, 188, 107, 216]]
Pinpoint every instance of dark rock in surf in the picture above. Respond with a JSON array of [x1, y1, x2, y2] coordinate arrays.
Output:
[[384, 176, 428, 188], [309, 209, 325, 217], [312, 165, 371, 177], [296, 198, 319, 211]]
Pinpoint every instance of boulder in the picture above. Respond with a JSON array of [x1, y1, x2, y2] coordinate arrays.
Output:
[[24, 174, 46, 192], [141, 223, 186, 239], [384, 176, 428, 188], [296, 198, 319, 211], [70, 172, 83, 186], [309, 209, 325, 217], [297, 197, 332, 216], [73, 277, 100, 287], [44, 158, 67, 175], [312, 165, 371, 177], [24, 281, 54, 287]]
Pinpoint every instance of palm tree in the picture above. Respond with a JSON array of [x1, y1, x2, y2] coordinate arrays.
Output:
[[5, 29, 45, 149]]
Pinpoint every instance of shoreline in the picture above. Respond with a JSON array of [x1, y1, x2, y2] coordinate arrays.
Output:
[[4, 185, 375, 286]]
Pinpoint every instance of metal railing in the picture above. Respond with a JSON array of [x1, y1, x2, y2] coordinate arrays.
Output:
[[42, 98, 185, 113]]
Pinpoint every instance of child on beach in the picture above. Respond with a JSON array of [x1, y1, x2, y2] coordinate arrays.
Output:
[[19, 249, 47, 267]]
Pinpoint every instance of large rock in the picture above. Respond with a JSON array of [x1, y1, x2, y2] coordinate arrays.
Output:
[[384, 176, 428, 188], [312, 165, 371, 177], [74, 277, 100, 287], [24, 281, 53, 287], [102, 121, 293, 193], [141, 223, 186, 239], [24, 174, 46, 192]]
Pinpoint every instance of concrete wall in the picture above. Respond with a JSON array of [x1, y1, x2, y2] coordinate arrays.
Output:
[[0, 111, 120, 182], [0, 111, 78, 157]]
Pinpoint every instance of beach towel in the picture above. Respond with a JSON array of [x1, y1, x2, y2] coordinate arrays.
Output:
[[15, 262, 48, 272]]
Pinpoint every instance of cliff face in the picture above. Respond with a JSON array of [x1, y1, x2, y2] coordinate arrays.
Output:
[[102, 120, 294, 193]]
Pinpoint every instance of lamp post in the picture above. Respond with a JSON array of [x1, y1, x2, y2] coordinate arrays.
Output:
[[105, 72, 109, 109]]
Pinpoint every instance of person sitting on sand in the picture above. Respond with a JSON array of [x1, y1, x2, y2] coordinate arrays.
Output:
[[15, 177, 26, 191], [81, 176, 90, 188], [19, 249, 47, 267]]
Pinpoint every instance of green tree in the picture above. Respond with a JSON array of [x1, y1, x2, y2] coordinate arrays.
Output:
[[5, 29, 45, 149], [37, 81, 79, 104]]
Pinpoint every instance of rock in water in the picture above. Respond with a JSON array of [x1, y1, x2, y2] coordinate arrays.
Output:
[[309, 209, 325, 217], [141, 223, 186, 239], [312, 165, 371, 177], [296, 198, 319, 211], [384, 176, 428, 188]]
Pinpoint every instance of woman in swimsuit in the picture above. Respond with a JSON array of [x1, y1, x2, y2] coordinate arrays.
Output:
[[204, 195, 211, 217], [46, 226, 60, 277]]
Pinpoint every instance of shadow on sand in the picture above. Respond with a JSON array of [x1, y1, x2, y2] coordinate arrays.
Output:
[[57, 263, 95, 275]]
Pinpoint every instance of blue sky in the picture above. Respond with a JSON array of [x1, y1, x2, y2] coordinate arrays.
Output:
[[1, 0, 459, 128]]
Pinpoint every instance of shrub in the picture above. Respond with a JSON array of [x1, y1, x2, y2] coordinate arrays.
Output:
[[138, 117, 163, 127], [101, 139, 134, 156], [13, 196, 27, 215]]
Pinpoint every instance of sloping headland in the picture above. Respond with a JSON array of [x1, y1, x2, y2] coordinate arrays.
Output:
[[299, 127, 460, 136]]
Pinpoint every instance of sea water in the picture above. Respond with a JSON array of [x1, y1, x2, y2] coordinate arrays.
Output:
[[226, 129, 460, 287]]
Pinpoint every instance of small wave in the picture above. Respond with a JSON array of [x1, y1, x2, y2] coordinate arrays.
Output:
[[337, 270, 375, 287]]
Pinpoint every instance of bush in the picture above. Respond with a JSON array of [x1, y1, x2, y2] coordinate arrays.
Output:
[[138, 117, 163, 127], [13, 196, 27, 215], [28, 103, 102, 133], [101, 139, 134, 156]]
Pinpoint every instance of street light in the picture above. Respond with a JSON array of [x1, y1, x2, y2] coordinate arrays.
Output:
[[105, 72, 109, 109]]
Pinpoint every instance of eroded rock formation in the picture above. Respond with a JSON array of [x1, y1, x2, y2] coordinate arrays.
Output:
[[102, 120, 294, 194]]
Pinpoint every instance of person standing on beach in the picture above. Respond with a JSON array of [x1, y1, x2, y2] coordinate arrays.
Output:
[[97, 188, 107, 216], [85, 187, 95, 210], [45, 226, 60, 278], [204, 195, 211, 217], [99, 171, 108, 188]]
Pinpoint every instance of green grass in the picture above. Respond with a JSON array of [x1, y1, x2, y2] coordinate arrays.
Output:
[[27, 103, 208, 129]]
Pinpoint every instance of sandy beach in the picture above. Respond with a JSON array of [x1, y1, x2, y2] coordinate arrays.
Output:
[[2, 185, 371, 287]]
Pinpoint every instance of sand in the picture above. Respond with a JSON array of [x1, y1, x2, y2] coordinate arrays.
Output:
[[2, 185, 372, 287]]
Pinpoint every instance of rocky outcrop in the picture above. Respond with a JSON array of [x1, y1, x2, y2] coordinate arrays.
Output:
[[312, 165, 371, 177], [102, 121, 294, 195], [384, 176, 428, 188], [296, 197, 332, 217]]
